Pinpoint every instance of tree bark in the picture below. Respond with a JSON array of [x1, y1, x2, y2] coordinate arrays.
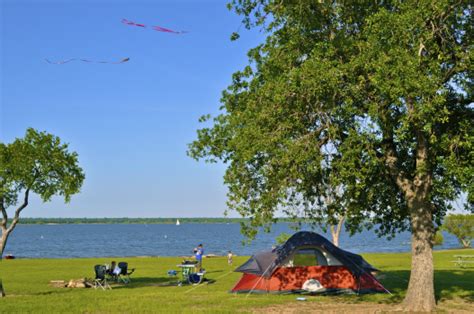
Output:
[[0, 220, 6, 298], [401, 131, 436, 312], [0, 188, 29, 258], [0, 188, 30, 298], [0, 197, 6, 297], [402, 198, 436, 312], [0, 233, 4, 298], [461, 239, 471, 248], [0, 231, 10, 259], [0, 278, 4, 298], [330, 215, 345, 247], [383, 124, 436, 311]]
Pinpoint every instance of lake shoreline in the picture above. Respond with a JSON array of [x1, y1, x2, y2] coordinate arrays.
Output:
[[5, 247, 472, 260]]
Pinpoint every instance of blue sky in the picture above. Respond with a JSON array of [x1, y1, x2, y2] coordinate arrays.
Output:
[[1, 0, 265, 218]]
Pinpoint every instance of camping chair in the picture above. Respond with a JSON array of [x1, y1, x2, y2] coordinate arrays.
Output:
[[106, 267, 118, 282], [117, 262, 135, 284], [94, 265, 111, 290], [188, 271, 205, 285], [105, 261, 119, 282]]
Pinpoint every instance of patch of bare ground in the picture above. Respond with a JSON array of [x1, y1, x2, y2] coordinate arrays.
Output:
[[252, 299, 473, 313], [252, 302, 395, 314]]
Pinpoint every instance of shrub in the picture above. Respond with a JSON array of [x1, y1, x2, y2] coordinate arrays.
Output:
[[433, 230, 444, 246]]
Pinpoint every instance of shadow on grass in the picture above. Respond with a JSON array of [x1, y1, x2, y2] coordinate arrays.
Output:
[[33, 289, 75, 296], [112, 276, 171, 289], [110, 276, 217, 289], [377, 270, 474, 304], [200, 270, 226, 274]]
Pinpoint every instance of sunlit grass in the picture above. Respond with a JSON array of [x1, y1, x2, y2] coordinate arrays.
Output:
[[0, 249, 472, 312]]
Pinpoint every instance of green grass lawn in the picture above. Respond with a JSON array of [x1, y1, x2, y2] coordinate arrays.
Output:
[[0, 249, 472, 313]]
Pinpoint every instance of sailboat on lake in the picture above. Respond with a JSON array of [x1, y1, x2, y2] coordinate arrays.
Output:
[[176, 219, 180, 226]]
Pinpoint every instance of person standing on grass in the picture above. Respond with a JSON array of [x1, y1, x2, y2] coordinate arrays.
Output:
[[196, 244, 204, 271], [227, 251, 233, 266]]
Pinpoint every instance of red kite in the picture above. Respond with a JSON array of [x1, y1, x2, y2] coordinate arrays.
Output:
[[122, 18, 187, 34]]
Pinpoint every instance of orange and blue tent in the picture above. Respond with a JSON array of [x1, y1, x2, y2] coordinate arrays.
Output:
[[231, 231, 388, 294]]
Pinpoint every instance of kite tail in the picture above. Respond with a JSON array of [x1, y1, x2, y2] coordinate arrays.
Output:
[[45, 58, 130, 64], [122, 18, 188, 34], [45, 58, 76, 64]]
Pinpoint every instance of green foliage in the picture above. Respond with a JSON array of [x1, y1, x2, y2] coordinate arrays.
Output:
[[189, 1, 473, 241], [442, 214, 473, 248], [275, 232, 291, 245], [230, 32, 240, 41], [1, 128, 84, 207], [0, 128, 85, 256], [433, 230, 444, 246]]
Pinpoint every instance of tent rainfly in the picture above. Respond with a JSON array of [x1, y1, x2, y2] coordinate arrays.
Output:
[[231, 231, 388, 294]]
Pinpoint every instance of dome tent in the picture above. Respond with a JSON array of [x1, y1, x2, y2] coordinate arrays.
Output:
[[231, 231, 388, 294]]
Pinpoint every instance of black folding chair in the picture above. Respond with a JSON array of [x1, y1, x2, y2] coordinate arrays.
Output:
[[117, 262, 135, 284], [188, 272, 205, 285], [94, 265, 111, 290]]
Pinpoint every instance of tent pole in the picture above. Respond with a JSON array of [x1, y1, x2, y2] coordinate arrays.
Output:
[[246, 262, 274, 298]]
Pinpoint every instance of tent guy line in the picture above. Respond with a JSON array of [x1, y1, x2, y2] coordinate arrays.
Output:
[[121, 19, 188, 34]]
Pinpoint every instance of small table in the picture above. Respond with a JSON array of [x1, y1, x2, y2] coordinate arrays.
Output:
[[177, 264, 198, 284], [452, 255, 474, 268]]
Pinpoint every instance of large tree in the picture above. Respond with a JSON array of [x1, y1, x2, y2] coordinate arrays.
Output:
[[0, 128, 84, 295], [189, 1, 473, 311]]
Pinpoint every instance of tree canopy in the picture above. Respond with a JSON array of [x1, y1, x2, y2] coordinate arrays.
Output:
[[0, 128, 85, 257], [190, 1, 472, 238], [189, 1, 473, 311], [442, 213, 473, 248]]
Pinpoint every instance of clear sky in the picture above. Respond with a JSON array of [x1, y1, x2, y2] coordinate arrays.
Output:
[[1, 0, 265, 218]]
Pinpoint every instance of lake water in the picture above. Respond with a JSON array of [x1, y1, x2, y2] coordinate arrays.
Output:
[[3, 223, 462, 258]]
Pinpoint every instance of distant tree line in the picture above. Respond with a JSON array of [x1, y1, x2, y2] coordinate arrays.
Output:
[[11, 217, 302, 225]]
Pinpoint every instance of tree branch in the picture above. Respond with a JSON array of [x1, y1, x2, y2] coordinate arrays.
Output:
[[337, 214, 345, 233], [6, 188, 30, 234], [382, 134, 413, 196], [0, 198, 7, 232]]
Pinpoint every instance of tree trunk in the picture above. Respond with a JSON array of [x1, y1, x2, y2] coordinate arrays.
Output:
[[0, 230, 10, 259], [461, 239, 471, 248], [0, 278, 4, 298], [0, 230, 9, 297], [385, 128, 436, 312], [402, 198, 436, 312], [330, 215, 345, 247], [0, 189, 29, 299], [1, 196, 5, 297], [0, 244, 4, 297]]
